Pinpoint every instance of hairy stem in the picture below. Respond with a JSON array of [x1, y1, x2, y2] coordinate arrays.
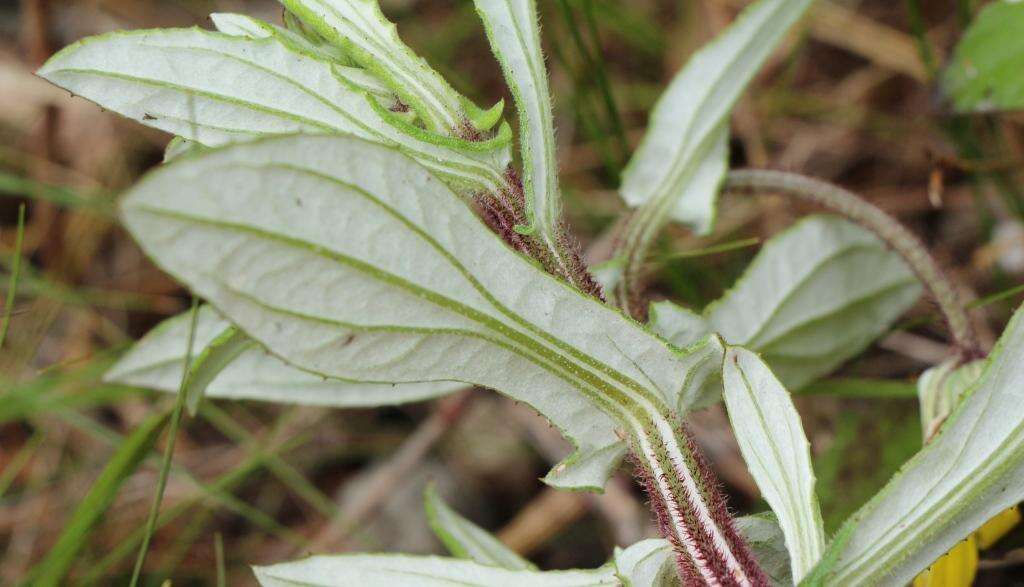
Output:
[[627, 412, 769, 586], [724, 169, 980, 359]]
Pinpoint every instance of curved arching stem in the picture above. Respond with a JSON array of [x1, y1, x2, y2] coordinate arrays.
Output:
[[724, 169, 981, 359]]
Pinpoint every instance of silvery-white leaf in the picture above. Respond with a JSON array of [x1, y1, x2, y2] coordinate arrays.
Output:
[[648, 301, 709, 349], [163, 136, 205, 162], [120, 135, 701, 491], [252, 554, 618, 586], [805, 301, 1024, 585], [37, 28, 510, 194], [280, 0, 468, 132], [106, 306, 463, 408], [722, 345, 825, 582], [706, 215, 921, 390], [735, 513, 792, 586], [473, 0, 570, 275], [424, 484, 535, 571], [612, 539, 677, 587], [916, 357, 986, 439], [209, 12, 369, 86], [620, 0, 812, 234]]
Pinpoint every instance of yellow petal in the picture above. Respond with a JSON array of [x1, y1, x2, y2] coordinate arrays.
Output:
[[977, 506, 1021, 550], [913, 535, 978, 587]]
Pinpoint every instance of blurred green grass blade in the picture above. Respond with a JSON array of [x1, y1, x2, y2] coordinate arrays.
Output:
[[658, 237, 761, 261], [27, 411, 170, 587], [799, 378, 917, 399], [215, 532, 226, 587], [969, 282, 1024, 309], [0, 431, 44, 499], [201, 402, 340, 518], [129, 299, 200, 587], [0, 204, 25, 348], [0, 171, 112, 214]]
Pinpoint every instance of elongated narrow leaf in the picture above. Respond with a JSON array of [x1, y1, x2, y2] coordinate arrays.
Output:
[[253, 554, 617, 586], [37, 28, 510, 194], [473, 0, 572, 272], [943, 0, 1024, 112], [424, 484, 535, 570], [28, 412, 169, 587], [705, 215, 921, 390], [805, 301, 1024, 586], [280, 0, 468, 132], [620, 0, 812, 234], [722, 346, 825, 582], [106, 307, 463, 408], [120, 135, 701, 491]]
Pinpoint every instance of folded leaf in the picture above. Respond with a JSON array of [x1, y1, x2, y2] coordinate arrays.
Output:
[[620, 0, 812, 234], [279, 0, 468, 132], [119, 135, 702, 491], [943, 0, 1024, 112], [106, 306, 463, 408], [804, 301, 1024, 586], [705, 215, 921, 390], [252, 554, 618, 586], [37, 28, 510, 194], [424, 484, 535, 571], [722, 345, 825, 582]]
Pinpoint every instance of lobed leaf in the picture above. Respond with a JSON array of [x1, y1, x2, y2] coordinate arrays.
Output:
[[119, 134, 703, 491], [722, 346, 825, 582], [253, 554, 618, 586], [943, 0, 1024, 112], [279, 0, 469, 132], [424, 484, 536, 571], [37, 28, 510, 194], [209, 12, 360, 77], [106, 306, 464, 408], [804, 301, 1024, 585], [620, 0, 812, 234]]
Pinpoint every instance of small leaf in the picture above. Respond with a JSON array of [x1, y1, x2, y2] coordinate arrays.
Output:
[[106, 307, 464, 408], [804, 301, 1024, 586], [252, 554, 619, 586], [280, 0, 469, 132], [473, 0, 573, 271], [612, 539, 677, 587], [120, 135, 698, 491], [943, 0, 1024, 112], [424, 483, 535, 571], [620, 0, 811, 234], [722, 345, 826, 582], [706, 215, 921, 390], [735, 513, 793, 587], [37, 28, 510, 194], [27, 412, 169, 587], [181, 325, 248, 415]]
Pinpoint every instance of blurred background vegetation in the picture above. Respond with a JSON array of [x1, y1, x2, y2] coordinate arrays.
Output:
[[1, 0, 1023, 584]]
